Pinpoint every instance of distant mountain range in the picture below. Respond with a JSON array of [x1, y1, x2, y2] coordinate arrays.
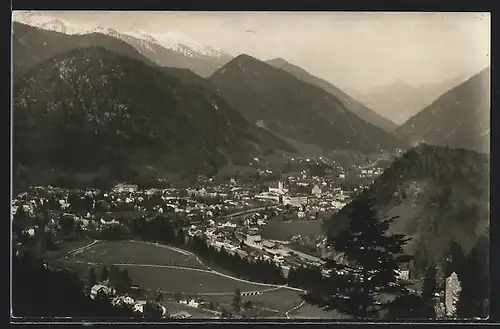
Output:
[[325, 144, 490, 274], [347, 75, 470, 125], [13, 11, 232, 77], [13, 22, 154, 79], [395, 67, 490, 154], [13, 47, 294, 183], [210, 54, 405, 154], [266, 58, 397, 132]]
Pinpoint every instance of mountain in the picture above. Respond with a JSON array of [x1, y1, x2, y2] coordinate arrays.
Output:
[[12, 11, 91, 35], [210, 54, 405, 154], [349, 75, 470, 125], [266, 58, 397, 132], [13, 47, 294, 184], [325, 144, 489, 274], [13, 22, 154, 79], [13, 11, 233, 77], [394, 68, 490, 154]]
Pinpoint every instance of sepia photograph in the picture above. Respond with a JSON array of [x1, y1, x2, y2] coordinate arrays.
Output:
[[11, 11, 490, 321]]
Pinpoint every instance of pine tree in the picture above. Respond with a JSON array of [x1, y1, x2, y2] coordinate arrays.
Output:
[[456, 237, 489, 319], [176, 229, 185, 246], [120, 268, 132, 293], [323, 196, 413, 318], [100, 266, 109, 282], [89, 267, 97, 287], [232, 288, 242, 314], [12, 206, 28, 238], [109, 265, 120, 288], [420, 264, 438, 318]]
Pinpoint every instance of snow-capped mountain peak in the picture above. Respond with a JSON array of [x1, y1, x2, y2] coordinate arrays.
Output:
[[152, 31, 228, 59], [13, 11, 91, 35], [122, 30, 160, 45], [13, 11, 230, 60]]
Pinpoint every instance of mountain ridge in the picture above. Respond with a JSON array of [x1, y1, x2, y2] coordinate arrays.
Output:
[[348, 74, 472, 125], [210, 54, 406, 154], [265, 57, 397, 132], [394, 67, 490, 154], [13, 12, 233, 77], [325, 144, 490, 274], [13, 47, 294, 184]]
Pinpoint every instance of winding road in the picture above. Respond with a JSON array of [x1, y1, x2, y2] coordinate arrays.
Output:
[[63, 238, 307, 316]]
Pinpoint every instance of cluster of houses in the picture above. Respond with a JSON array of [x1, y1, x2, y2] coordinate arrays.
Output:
[[89, 282, 169, 317]]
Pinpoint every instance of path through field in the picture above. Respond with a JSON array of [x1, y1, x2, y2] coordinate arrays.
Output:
[[62, 240, 304, 294]]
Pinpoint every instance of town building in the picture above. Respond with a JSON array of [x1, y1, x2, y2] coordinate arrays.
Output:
[[311, 185, 322, 197], [268, 181, 288, 195], [133, 300, 147, 313], [261, 240, 277, 249], [283, 196, 308, 206], [245, 234, 262, 244], [188, 299, 200, 308], [112, 183, 139, 193], [90, 284, 112, 299], [255, 192, 280, 203]]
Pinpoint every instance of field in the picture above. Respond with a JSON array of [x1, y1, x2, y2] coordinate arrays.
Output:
[[288, 303, 348, 319], [72, 240, 207, 269], [209, 287, 303, 312], [43, 238, 96, 260], [260, 218, 325, 240], [59, 239, 340, 318], [66, 240, 289, 294], [121, 266, 277, 294]]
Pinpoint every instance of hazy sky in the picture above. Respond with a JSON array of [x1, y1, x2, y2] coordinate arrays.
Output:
[[30, 11, 490, 91]]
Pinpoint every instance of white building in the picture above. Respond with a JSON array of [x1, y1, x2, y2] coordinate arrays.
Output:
[[283, 196, 308, 206], [188, 299, 199, 308], [90, 284, 112, 299], [112, 183, 139, 193], [255, 192, 280, 202], [269, 181, 288, 195], [311, 185, 322, 197], [246, 234, 262, 244], [133, 300, 147, 313], [397, 269, 410, 281]]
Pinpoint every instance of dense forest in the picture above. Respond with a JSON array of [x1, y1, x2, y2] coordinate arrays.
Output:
[[13, 47, 294, 188], [326, 144, 489, 277]]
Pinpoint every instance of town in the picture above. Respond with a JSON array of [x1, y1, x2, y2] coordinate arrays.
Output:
[[12, 159, 402, 318]]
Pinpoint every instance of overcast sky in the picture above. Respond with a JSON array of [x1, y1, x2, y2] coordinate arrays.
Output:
[[29, 11, 490, 91]]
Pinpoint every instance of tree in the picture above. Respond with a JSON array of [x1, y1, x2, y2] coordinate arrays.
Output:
[[119, 268, 132, 293], [176, 229, 185, 246], [322, 196, 413, 318], [445, 272, 461, 318], [232, 288, 242, 314], [89, 267, 97, 287], [143, 301, 162, 319], [385, 291, 422, 319], [109, 265, 121, 288], [456, 237, 489, 319], [173, 292, 182, 302], [100, 266, 109, 282], [12, 206, 28, 238], [59, 215, 75, 235], [221, 307, 232, 319], [155, 288, 163, 303], [420, 264, 438, 318]]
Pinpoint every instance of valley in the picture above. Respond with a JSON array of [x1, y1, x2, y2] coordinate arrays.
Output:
[[11, 10, 491, 322]]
